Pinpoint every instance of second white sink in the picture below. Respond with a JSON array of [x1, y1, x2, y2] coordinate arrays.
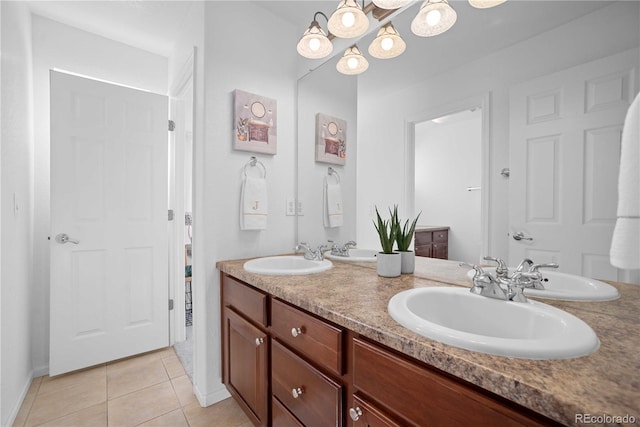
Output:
[[388, 287, 599, 359], [244, 256, 332, 275]]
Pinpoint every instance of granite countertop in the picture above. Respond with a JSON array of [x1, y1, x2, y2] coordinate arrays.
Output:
[[216, 256, 640, 426]]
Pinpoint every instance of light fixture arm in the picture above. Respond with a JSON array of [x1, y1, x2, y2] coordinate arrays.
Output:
[[313, 11, 330, 25]]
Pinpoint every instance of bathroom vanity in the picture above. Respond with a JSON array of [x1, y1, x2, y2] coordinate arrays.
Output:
[[217, 256, 639, 426]]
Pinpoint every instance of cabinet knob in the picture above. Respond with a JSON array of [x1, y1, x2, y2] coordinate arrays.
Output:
[[291, 327, 303, 338], [292, 387, 304, 399], [255, 337, 264, 346], [349, 407, 363, 421]]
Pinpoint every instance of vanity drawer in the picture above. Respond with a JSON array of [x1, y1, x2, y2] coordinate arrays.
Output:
[[352, 338, 548, 426], [271, 298, 343, 376], [272, 340, 342, 427], [273, 397, 304, 427], [222, 274, 268, 327], [414, 230, 433, 245], [433, 229, 448, 243]]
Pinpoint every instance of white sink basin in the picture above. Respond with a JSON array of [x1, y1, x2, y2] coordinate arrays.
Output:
[[243, 256, 332, 275], [324, 248, 378, 262], [388, 287, 599, 359], [466, 269, 619, 301]]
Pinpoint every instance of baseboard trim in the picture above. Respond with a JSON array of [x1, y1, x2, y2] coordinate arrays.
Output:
[[193, 382, 230, 407], [32, 364, 49, 378], [3, 369, 37, 427]]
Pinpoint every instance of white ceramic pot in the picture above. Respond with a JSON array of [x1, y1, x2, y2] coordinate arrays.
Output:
[[376, 252, 401, 277], [399, 250, 415, 274]]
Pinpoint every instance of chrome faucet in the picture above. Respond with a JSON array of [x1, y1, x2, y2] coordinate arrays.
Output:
[[329, 240, 357, 257], [295, 242, 327, 261], [460, 258, 560, 303]]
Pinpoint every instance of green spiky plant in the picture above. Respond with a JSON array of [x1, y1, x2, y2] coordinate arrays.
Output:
[[373, 206, 397, 254], [394, 206, 422, 252]]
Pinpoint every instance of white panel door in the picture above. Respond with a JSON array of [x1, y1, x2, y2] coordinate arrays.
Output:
[[50, 71, 169, 375], [509, 49, 639, 281]]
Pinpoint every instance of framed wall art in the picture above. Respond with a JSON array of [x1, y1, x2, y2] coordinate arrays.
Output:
[[315, 113, 346, 165], [233, 89, 277, 155]]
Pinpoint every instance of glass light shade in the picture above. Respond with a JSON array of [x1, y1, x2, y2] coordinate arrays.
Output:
[[336, 45, 369, 75], [328, 0, 370, 38], [368, 23, 406, 59], [411, 0, 457, 37], [297, 20, 333, 59], [371, 0, 413, 9], [468, 0, 507, 8]]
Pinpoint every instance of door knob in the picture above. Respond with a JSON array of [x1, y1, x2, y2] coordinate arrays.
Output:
[[512, 232, 533, 241], [55, 233, 79, 244]]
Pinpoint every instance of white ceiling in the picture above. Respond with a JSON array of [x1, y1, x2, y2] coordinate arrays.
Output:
[[27, 0, 196, 57], [26, 0, 614, 80]]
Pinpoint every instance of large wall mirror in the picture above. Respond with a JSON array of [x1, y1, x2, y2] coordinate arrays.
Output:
[[296, 1, 639, 283]]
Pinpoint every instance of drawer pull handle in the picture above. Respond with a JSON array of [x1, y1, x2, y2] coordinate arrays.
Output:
[[349, 407, 363, 421], [292, 387, 304, 399], [255, 337, 264, 346], [291, 327, 303, 337]]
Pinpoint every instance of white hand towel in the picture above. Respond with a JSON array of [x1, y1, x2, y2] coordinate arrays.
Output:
[[323, 179, 343, 228], [610, 91, 640, 269], [240, 176, 268, 230]]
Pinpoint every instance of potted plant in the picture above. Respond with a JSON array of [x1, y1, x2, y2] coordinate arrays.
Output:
[[393, 206, 422, 274], [373, 206, 401, 277]]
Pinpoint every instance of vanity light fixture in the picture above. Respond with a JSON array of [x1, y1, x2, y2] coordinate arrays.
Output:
[[468, 0, 507, 8], [297, 12, 334, 59], [328, 0, 370, 39], [336, 45, 369, 75], [368, 22, 406, 59], [411, 0, 458, 37], [371, 0, 413, 9]]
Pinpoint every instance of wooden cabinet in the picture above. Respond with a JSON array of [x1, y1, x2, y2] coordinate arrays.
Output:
[[221, 275, 269, 426], [415, 227, 449, 259], [351, 338, 556, 427], [221, 273, 559, 427]]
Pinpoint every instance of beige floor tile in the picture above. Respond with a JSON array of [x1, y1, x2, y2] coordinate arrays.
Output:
[[183, 398, 251, 427], [136, 408, 188, 427], [161, 355, 186, 379], [13, 377, 42, 427], [107, 381, 180, 427], [107, 358, 169, 399], [170, 375, 197, 408], [37, 402, 107, 427], [25, 373, 106, 427], [39, 365, 106, 396]]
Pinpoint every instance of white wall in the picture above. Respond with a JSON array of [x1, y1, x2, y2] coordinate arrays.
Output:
[[30, 15, 168, 375], [195, 1, 299, 405], [1, 2, 34, 424], [415, 112, 482, 263], [356, 1, 640, 262]]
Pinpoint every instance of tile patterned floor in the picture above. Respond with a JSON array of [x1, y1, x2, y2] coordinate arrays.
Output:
[[13, 347, 251, 427]]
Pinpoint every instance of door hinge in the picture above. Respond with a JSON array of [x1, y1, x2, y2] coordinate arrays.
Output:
[[168, 209, 174, 221], [168, 120, 175, 132], [169, 299, 174, 310]]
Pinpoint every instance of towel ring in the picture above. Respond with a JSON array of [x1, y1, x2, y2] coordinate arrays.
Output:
[[244, 156, 266, 178], [327, 167, 340, 184]]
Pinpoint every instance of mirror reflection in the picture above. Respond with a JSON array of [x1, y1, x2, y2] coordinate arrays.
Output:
[[296, 0, 639, 284]]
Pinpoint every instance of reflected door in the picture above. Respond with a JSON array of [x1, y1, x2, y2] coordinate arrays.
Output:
[[49, 71, 169, 375], [508, 49, 638, 280]]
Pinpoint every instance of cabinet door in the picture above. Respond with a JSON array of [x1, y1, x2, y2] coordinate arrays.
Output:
[[432, 243, 448, 260], [224, 307, 269, 426]]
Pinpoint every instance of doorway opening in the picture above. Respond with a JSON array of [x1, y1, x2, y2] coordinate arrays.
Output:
[[415, 109, 482, 264], [405, 94, 491, 265]]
